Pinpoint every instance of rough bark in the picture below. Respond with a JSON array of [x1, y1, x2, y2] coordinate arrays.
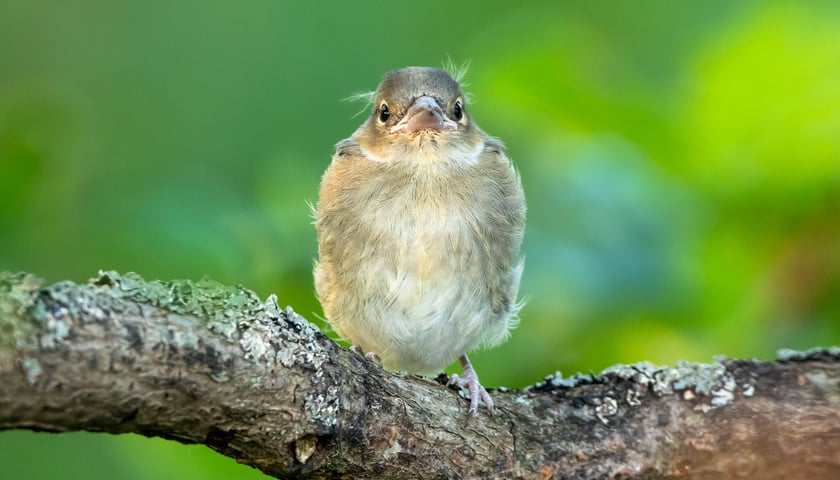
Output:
[[0, 271, 838, 480]]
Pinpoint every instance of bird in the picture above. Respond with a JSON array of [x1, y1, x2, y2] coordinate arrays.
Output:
[[314, 66, 525, 416]]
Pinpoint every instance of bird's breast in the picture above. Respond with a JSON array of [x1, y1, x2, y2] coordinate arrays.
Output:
[[363, 173, 477, 267], [316, 152, 519, 373]]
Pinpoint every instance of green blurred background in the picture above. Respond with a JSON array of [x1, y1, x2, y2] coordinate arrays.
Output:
[[2, 0, 839, 478]]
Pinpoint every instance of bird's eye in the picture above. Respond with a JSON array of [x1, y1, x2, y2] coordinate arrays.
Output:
[[453, 100, 463, 121], [379, 103, 390, 123]]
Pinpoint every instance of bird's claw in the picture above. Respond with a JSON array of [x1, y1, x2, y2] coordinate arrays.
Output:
[[447, 367, 494, 416], [349, 345, 381, 365]]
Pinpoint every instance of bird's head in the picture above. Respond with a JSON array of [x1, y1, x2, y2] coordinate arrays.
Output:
[[354, 67, 485, 164]]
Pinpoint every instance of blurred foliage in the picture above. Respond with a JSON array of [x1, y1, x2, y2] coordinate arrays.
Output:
[[1, 0, 839, 478]]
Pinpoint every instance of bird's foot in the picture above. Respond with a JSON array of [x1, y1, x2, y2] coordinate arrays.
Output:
[[349, 345, 381, 364], [446, 354, 494, 416]]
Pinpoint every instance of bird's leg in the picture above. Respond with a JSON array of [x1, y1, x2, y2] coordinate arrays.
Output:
[[446, 354, 494, 416], [349, 345, 381, 364]]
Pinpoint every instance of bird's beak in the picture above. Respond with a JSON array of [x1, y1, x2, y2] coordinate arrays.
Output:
[[390, 96, 458, 134]]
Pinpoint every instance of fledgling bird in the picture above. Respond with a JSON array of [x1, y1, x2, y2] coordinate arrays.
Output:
[[314, 66, 525, 416]]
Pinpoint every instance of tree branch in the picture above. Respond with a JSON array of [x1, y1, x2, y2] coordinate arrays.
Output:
[[1, 271, 838, 479]]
